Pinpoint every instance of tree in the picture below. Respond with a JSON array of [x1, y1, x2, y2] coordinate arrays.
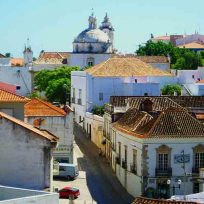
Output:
[[136, 40, 202, 70], [92, 106, 105, 116], [34, 66, 80, 104], [161, 84, 182, 96], [5, 53, 11, 58], [45, 78, 70, 104]]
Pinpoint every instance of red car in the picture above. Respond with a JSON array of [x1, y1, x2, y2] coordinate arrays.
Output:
[[59, 187, 80, 199]]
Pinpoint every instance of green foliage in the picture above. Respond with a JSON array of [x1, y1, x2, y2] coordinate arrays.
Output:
[[161, 84, 182, 96], [28, 91, 41, 99], [92, 106, 105, 116], [136, 40, 202, 70], [34, 66, 80, 104], [46, 78, 70, 104], [5, 53, 11, 58]]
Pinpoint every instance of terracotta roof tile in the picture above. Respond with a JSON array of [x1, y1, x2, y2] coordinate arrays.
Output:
[[35, 51, 69, 64], [178, 42, 204, 49], [111, 55, 169, 63], [137, 108, 204, 138], [113, 108, 153, 132], [0, 82, 17, 93], [110, 96, 183, 110], [0, 111, 58, 143], [0, 89, 30, 103], [85, 57, 173, 77], [132, 197, 197, 204], [113, 106, 204, 138], [24, 98, 67, 116], [11, 58, 24, 66], [197, 79, 204, 83], [153, 36, 171, 41], [169, 96, 204, 108]]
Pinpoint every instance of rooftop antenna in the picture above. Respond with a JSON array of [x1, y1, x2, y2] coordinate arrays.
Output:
[[27, 38, 30, 48], [91, 8, 94, 16]]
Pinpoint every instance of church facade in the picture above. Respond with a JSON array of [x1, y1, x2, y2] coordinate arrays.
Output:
[[68, 12, 115, 68]]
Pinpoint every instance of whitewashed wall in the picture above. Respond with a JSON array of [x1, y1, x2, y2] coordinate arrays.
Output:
[[25, 113, 73, 163], [0, 117, 53, 190], [0, 66, 32, 96], [69, 53, 111, 68]]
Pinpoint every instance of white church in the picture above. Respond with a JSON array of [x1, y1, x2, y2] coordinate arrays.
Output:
[[68, 12, 115, 68]]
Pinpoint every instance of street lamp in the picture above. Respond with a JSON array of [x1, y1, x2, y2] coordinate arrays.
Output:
[[167, 179, 182, 195]]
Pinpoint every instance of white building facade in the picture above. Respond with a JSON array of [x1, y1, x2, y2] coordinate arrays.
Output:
[[103, 98, 204, 199]]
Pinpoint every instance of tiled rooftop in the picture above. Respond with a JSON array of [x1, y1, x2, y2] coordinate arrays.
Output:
[[109, 96, 183, 110], [35, 51, 69, 64], [111, 55, 169, 63], [0, 111, 58, 143], [169, 96, 204, 108], [132, 197, 197, 204], [178, 42, 204, 49], [11, 58, 24, 66], [85, 57, 173, 77], [0, 82, 17, 93], [0, 89, 30, 103], [114, 107, 204, 138], [24, 98, 67, 117]]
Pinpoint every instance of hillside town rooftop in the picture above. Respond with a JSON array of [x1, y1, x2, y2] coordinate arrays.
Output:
[[0, 89, 30, 103], [25, 98, 68, 117], [85, 57, 173, 77]]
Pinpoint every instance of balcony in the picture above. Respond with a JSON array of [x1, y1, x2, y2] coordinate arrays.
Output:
[[122, 159, 127, 169], [155, 168, 172, 177], [192, 167, 199, 174], [78, 98, 82, 105], [116, 156, 121, 165], [130, 163, 137, 174], [71, 97, 75, 103]]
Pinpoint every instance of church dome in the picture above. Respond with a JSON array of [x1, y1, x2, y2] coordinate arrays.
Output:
[[74, 28, 109, 43]]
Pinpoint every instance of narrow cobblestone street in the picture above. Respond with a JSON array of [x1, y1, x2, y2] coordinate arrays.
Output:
[[73, 124, 134, 204], [54, 124, 134, 204]]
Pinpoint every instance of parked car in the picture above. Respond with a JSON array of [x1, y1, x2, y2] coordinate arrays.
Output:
[[54, 163, 79, 180], [59, 187, 80, 198]]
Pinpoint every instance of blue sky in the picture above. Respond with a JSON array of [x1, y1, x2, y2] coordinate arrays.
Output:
[[0, 0, 203, 57]]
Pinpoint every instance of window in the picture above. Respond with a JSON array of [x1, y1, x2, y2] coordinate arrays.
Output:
[[118, 142, 121, 159], [16, 85, 21, 90], [124, 146, 127, 163], [193, 183, 200, 193], [79, 89, 82, 99], [195, 153, 204, 169], [193, 145, 204, 171], [133, 150, 137, 167], [73, 88, 75, 98], [131, 149, 137, 174], [87, 57, 94, 67], [158, 153, 168, 170], [99, 92, 103, 101], [156, 145, 171, 170]]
